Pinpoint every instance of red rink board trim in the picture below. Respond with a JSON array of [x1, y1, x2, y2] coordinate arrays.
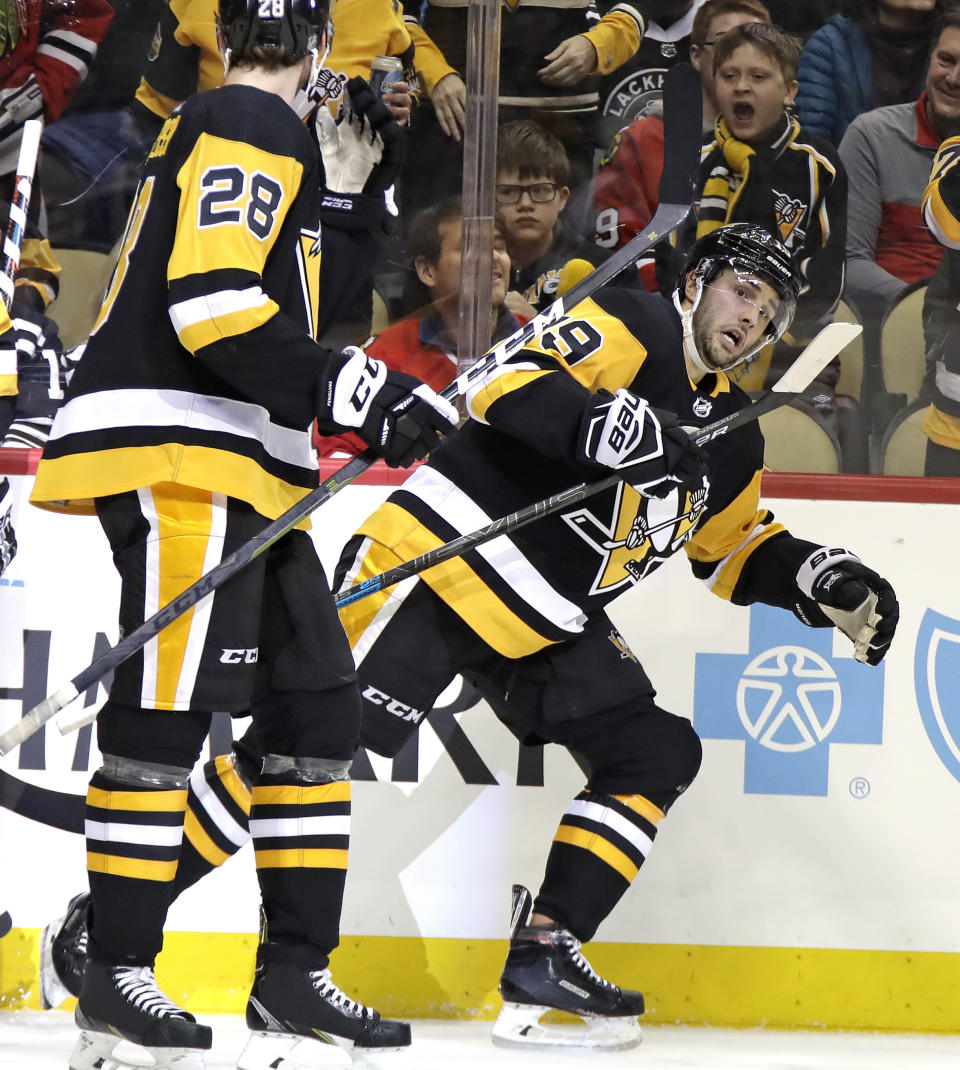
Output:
[[1, 448, 958, 502]]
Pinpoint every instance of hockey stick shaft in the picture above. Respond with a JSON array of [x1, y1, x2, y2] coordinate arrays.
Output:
[[0, 68, 703, 755], [334, 322, 862, 609], [0, 119, 41, 310]]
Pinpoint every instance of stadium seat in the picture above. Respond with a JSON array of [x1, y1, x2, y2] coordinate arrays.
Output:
[[880, 278, 930, 403], [46, 246, 116, 350], [758, 402, 842, 474], [833, 298, 864, 400], [880, 398, 929, 476]]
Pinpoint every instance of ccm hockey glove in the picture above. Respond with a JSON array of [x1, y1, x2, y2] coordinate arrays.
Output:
[[795, 547, 899, 665], [325, 346, 458, 467], [579, 388, 706, 498]]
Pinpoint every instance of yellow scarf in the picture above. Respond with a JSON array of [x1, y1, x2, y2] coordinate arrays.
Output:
[[695, 115, 800, 240]]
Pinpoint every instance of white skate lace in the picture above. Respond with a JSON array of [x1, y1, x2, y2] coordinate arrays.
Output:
[[561, 935, 616, 990], [309, 968, 376, 1020], [113, 966, 190, 1018]]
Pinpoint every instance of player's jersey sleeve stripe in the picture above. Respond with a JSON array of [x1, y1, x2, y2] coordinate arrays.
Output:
[[169, 285, 278, 352], [690, 519, 785, 600], [685, 471, 787, 599], [44, 387, 314, 468], [466, 365, 551, 423]]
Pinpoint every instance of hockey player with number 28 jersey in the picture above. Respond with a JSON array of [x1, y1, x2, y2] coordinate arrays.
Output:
[[28, 2, 457, 1069], [332, 223, 899, 1050]]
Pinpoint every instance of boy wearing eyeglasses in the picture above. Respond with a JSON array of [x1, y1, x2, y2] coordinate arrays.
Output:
[[496, 119, 619, 314]]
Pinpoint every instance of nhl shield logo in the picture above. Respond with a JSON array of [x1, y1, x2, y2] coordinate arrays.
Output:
[[915, 608, 960, 782]]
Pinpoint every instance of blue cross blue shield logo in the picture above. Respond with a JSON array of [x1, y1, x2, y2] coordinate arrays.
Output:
[[694, 605, 884, 795], [915, 608, 960, 783]]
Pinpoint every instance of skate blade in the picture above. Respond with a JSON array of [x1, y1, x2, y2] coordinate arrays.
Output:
[[38, 913, 71, 1010], [70, 1029, 207, 1070], [492, 1002, 643, 1052], [238, 1031, 413, 1070]]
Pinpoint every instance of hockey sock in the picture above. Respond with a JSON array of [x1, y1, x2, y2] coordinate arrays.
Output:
[[172, 750, 253, 897], [533, 790, 664, 942], [85, 758, 190, 964], [250, 755, 351, 963]]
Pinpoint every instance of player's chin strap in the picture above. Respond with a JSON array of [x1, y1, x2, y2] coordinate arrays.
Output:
[[672, 287, 713, 379], [796, 547, 882, 664]]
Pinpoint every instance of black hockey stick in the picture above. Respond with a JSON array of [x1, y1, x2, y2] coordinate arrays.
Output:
[[0, 66, 702, 756], [334, 322, 862, 610]]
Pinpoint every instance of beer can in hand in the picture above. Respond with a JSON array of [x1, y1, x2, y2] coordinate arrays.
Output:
[[368, 55, 404, 97]]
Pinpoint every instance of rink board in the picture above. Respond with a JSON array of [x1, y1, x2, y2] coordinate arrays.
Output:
[[3, 455, 960, 1029]]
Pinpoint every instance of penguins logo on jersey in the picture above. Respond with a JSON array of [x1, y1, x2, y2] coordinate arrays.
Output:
[[563, 477, 709, 596], [772, 189, 806, 246]]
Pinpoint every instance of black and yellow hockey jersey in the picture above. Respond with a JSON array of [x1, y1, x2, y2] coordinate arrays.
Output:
[[32, 83, 345, 521], [340, 287, 821, 659]]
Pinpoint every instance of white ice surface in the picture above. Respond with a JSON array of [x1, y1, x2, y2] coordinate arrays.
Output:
[[3, 1012, 960, 1069]]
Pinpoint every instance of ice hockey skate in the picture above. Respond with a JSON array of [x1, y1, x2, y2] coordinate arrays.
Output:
[[237, 955, 411, 1069], [39, 890, 88, 1008], [492, 884, 644, 1051], [68, 958, 213, 1070]]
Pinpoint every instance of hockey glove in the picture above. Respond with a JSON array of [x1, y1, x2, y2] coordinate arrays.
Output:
[[325, 346, 458, 467], [579, 388, 707, 498], [795, 547, 899, 665], [316, 76, 404, 196], [0, 477, 16, 579]]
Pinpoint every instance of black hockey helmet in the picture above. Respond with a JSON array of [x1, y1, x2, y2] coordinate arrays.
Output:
[[217, 0, 329, 62], [678, 223, 800, 345]]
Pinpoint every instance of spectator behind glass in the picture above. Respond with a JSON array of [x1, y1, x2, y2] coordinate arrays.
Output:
[[496, 119, 622, 314], [659, 22, 847, 420], [42, 0, 415, 255], [795, 0, 942, 147], [593, 0, 771, 287], [596, 0, 707, 150], [400, 0, 647, 222], [838, 12, 960, 313], [321, 197, 522, 458]]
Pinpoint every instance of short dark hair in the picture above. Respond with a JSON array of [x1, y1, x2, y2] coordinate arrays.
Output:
[[711, 21, 802, 83], [496, 119, 570, 186], [690, 0, 771, 46], [401, 196, 507, 311]]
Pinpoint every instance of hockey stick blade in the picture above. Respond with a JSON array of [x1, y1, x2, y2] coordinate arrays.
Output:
[[0, 73, 704, 755], [334, 323, 862, 610]]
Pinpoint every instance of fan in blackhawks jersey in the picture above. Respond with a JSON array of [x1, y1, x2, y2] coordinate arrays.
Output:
[[27, 1, 456, 1069], [35, 225, 899, 1054]]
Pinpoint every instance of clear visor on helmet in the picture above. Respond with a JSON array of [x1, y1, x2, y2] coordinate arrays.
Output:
[[702, 266, 796, 355]]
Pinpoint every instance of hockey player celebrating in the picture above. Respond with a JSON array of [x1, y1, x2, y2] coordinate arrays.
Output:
[[28, 1, 456, 1069], [38, 224, 898, 1053]]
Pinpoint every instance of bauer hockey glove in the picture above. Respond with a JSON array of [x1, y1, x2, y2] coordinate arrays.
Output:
[[0, 477, 16, 579], [578, 388, 707, 498], [324, 346, 458, 467], [794, 547, 899, 665]]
